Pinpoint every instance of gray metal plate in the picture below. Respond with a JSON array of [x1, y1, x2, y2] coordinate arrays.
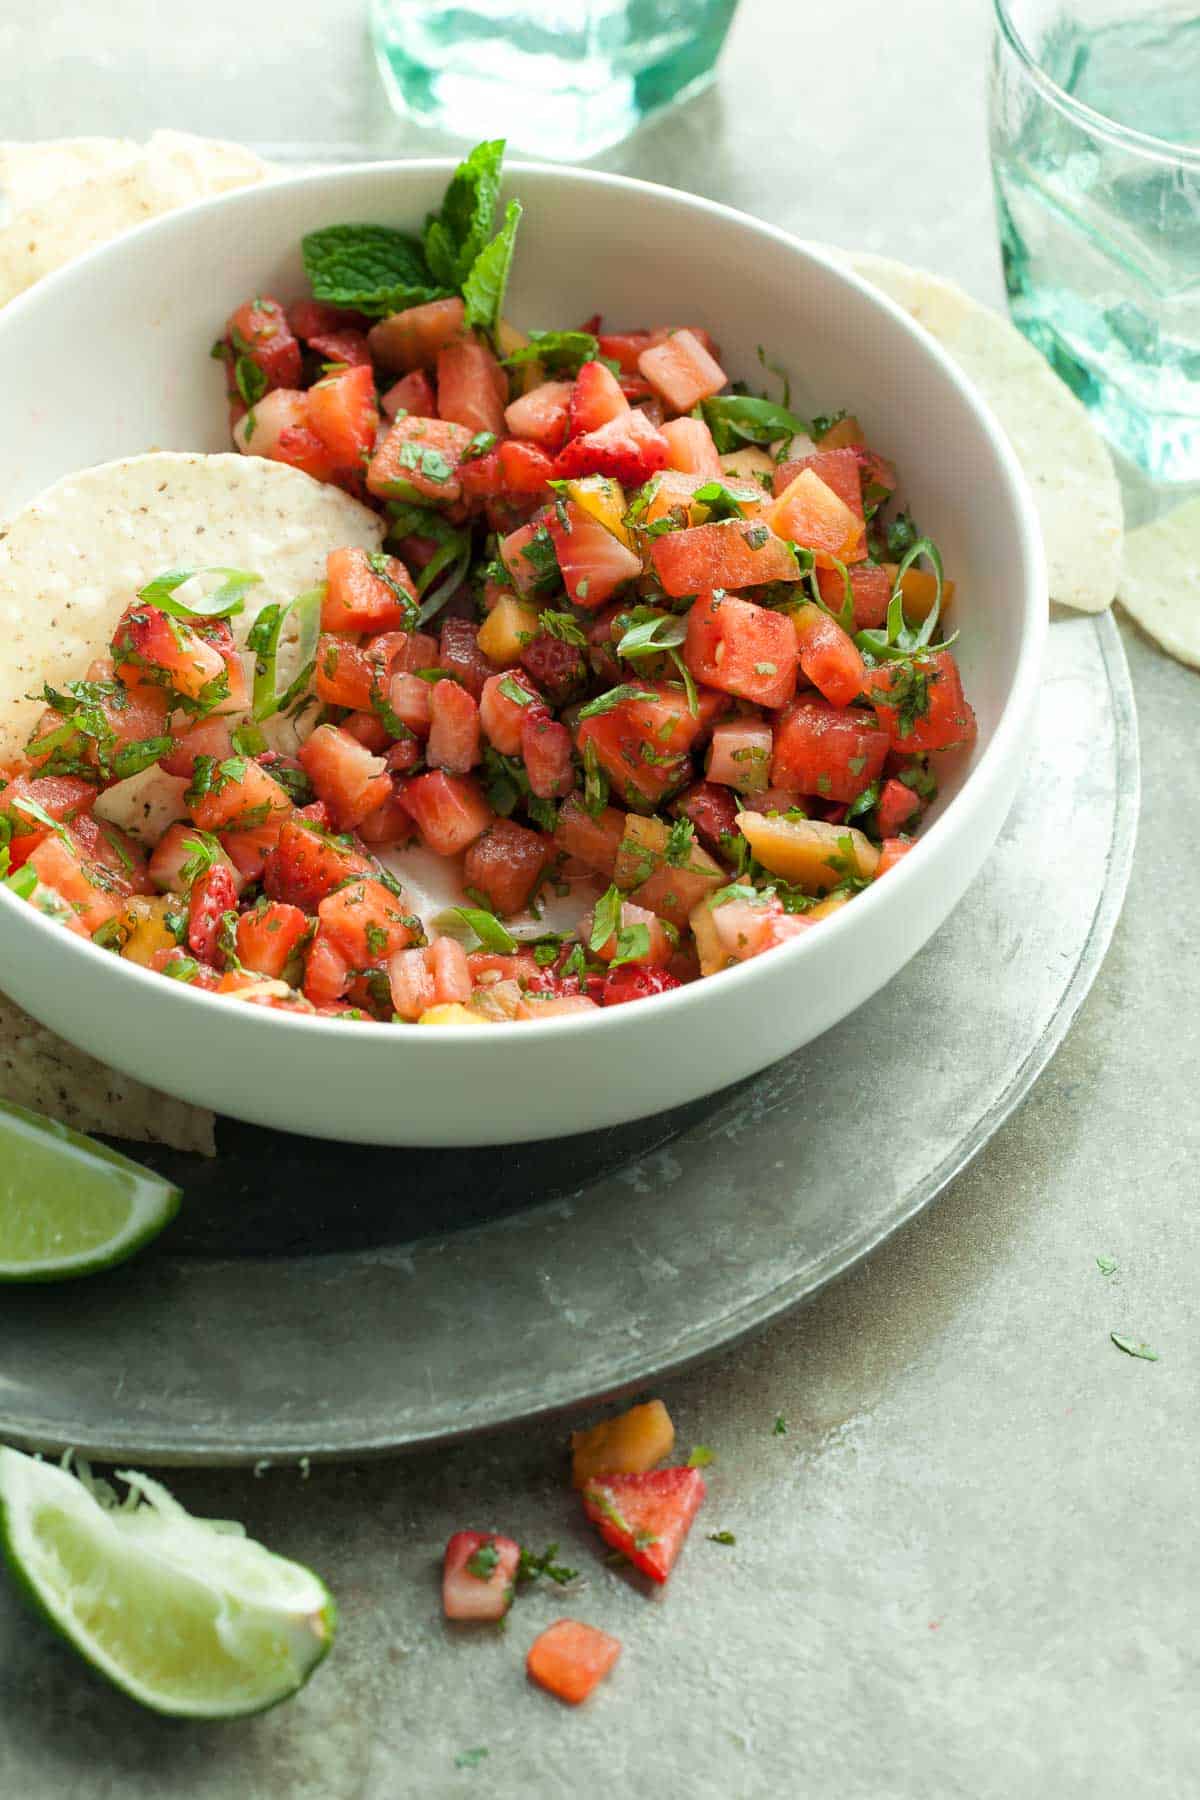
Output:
[[0, 611, 1136, 1465]]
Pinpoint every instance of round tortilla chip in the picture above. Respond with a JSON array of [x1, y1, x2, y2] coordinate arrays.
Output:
[[0, 132, 269, 308], [820, 246, 1123, 615], [0, 452, 385, 761], [1117, 496, 1200, 669]]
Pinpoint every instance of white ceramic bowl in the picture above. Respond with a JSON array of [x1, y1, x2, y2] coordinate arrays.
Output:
[[0, 163, 1045, 1145]]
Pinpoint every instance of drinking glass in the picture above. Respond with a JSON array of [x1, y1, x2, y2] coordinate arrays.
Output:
[[370, 0, 740, 163], [989, 0, 1200, 483]]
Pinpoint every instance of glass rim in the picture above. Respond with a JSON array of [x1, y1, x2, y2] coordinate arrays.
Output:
[[992, 0, 1200, 167]]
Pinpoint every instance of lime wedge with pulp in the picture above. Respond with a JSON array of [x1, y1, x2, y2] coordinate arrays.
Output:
[[0, 1448, 336, 1717], [0, 1098, 181, 1281]]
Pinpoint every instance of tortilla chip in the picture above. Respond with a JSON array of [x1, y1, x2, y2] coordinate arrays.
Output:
[[0, 132, 269, 308], [1117, 496, 1200, 668], [821, 247, 1123, 615], [0, 452, 385, 760], [0, 990, 214, 1154]]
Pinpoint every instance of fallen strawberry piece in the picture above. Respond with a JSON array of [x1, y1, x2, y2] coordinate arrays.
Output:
[[527, 1619, 621, 1705], [580, 1467, 706, 1582], [442, 1531, 521, 1621]]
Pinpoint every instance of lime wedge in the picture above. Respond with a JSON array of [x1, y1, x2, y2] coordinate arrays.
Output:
[[0, 1098, 181, 1281], [0, 1448, 336, 1717]]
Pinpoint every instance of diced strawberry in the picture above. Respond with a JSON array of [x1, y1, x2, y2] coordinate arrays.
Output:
[[233, 389, 338, 482], [317, 876, 417, 966], [299, 724, 392, 831], [25, 677, 172, 778], [381, 369, 437, 419], [427, 679, 482, 773], [568, 360, 629, 437], [234, 900, 310, 978], [442, 1531, 520, 1622], [0, 774, 96, 867], [683, 591, 798, 709], [588, 964, 683, 1006], [814, 563, 893, 630], [480, 670, 544, 755], [580, 1467, 706, 1583], [437, 336, 507, 440], [651, 520, 799, 598], [69, 814, 154, 896], [660, 416, 722, 477], [498, 516, 555, 599], [221, 819, 285, 884], [158, 717, 237, 780], [439, 615, 499, 699], [462, 817, 549, 916], [366, 296, 466, 372], [457, 447, 503, 502], [637, 328, 727, 415], [504, 379, 574, 450], [263, 816, 373, 912], [788, 600, 867, 706], [372, 628, 440, 676], [111, 604, 227, 703], [867, 649, 977, 753], [311, 636, 377, 712], [771, 698, 889, 802], [527, 1620, 621, 1705], [224, 297, 302, 392], [521, 713, 575, 799], [367, 414, 473, 505], [147, 821, 232, 894], [670, 780, 740, 859], [519, 631, 586, 705], [186, 863, 239, 962], [387, 672, 434, 738], [546, 501, 642, 609], [552, 408, 669, 486], [575, 682, 700, 808], [303, 928, 351, 1006], [876, 776, 922, 837], [305, 327, 371, 368], [339, 711, 390, 754], [307, 364, 380, 470], [402, 770, 492, 856]]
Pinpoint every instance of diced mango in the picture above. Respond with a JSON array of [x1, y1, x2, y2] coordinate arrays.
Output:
[[883, 563, 956, 622], [718, 445, 776, 487], [118, 895, 180, 966], [688, 898, 727, 977], [570, 1399, 676, 1489], [806, 892, 851, 922], [418, 1003, 480, 1025], [495, 318, 542, 394], [477, 595, 540, 666], [564, 475, 633, 548], [767, 468, 862, 566], [815, 413, 866, 449], [736, 810, 879, 891]]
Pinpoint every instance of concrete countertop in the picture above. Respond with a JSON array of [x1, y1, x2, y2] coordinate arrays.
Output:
[[0, 1, 1193, 1794]]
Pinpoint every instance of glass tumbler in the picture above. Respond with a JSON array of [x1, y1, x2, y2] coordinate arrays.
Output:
[[371, 0, 740, 163], [989, 0, 1200, 483]]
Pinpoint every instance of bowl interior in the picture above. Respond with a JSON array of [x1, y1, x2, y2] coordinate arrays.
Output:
[[0, 161, 1025, 829]]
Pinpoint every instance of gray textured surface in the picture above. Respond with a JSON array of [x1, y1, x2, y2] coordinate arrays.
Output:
[[1, 0, 1194, 1795]]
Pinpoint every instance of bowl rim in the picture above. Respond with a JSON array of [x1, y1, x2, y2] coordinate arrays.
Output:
[[0, 157, 1048, 1047]]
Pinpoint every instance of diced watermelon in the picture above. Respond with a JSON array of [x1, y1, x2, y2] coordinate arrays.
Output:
[[787, 600, 867, 706], [224, 297, 302, 392], [235, 900, 310, 979], [1, 774, 96, 867], [147, 820, 238, 894], [683, 592, 799, 709], [298, 724, 392, 831], [111, 604, 228, 703], [637, 327, 728, 414], [366, 296, 466, 372], [768, 467, 864, 566], [575, 682, 699, 808], [660, 416, 722, 477], [323, 548, 417, 635], [189, 758, 293, 834], [233, 389, 338, 482], [771, 698, 889, 802], [876, 776, 922, 837], [520, 713, 575, 799], [814, 563, 893, 630], [427, 679, 482, 773], [367, 414, 473, 505], [479, 670, 543, 755], [580, 1467, 706, 1583], [867, 649, 977, 752], [307, 364, 379, 470], [302, 928, 352, 1007], [706, 718, 773, 793], [437, 336, 508, 440], [553, 796, 626, 877], [381, 369, 437, 419], [546, 501, 642, 609], [462, 817, 549, 916], [497, 437, 555, 498], [402, 770, 492, 856], [25, 834, 122, 935], [389, 936, 472, 1019], [652, 519, 799, 597], [876, 837, 914, 876], [317, 876, 417, 965], [439, 615, 500, 699]]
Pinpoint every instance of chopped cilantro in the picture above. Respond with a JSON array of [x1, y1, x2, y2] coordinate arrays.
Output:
[[708, 1531, 737, 1546], [687, 1445, 715, 1468], [1096, 1255, 1118, 1277], [454, 1748, 490, 1770], [539, 609, 588, 648], [465, 1541, 501, 1580], [516, 1543, 579, 1587], [589, 884, 623, 951], [1111, 1333, 1158, 1361], [577, 685, 658, 722], [773, 1413, 788, 1436]]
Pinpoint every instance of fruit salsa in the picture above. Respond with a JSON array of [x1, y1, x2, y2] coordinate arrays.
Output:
[[0, 143, 974, 1024]]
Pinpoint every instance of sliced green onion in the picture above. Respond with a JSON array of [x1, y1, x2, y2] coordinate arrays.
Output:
[[138, 566, 261, 622]]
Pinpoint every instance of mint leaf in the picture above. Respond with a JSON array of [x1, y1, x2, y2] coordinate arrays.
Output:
[[423, 138, 505, 289], [701, 394, 811, 452], [462, 199, 522, 335], [503, 330, 599, 375], [300, 224, 446, 318]]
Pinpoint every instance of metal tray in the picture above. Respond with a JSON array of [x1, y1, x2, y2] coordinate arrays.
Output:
[[0, 612, 1136, 1464]]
